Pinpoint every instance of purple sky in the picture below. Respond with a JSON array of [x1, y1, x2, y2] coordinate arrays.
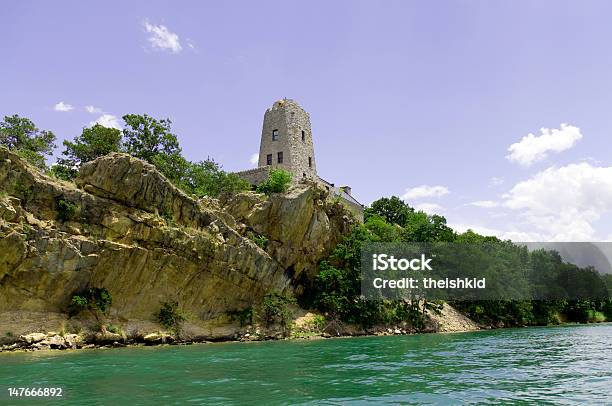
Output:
[[3, 1, 612, 241]]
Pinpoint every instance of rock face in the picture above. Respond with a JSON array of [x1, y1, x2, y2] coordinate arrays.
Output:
[[221, 182, 354, 292], [0, 148, 354, 337]]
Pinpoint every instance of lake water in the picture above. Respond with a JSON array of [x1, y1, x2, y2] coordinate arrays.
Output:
[[1, 324, 610, 405]]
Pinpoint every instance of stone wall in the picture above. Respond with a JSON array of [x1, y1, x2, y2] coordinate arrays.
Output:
[[233, 167, 270, 186]]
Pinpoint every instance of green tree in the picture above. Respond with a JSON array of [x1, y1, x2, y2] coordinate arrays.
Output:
[[62, 124, 122, 166], [366, 196, 413, 226], [122, 114, 180, 162], [184, 159, 250, 198], [53, 124, 122, 180], [121, 114, 186, 184], [402, 211, 456, 242], [0, 114, 56, 170]]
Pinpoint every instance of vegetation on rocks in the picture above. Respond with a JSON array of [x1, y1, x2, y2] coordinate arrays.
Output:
[[256, 169, 292, 195], [156, 301, 187, 334], [69, 287, 112, 320]]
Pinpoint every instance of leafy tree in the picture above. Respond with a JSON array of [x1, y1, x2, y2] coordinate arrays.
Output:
[[122, 114, 180, 162], [366, 196, 412, 226], [402, 211, 456, 242], [121, 114, 190, 186], [184, 159, 250, 198], [151, 152, 191, 185], [52, 124, 122, 180], [0, 114, 56, 170], [256, 169, 292, 195], [364, 214, 401, 242]]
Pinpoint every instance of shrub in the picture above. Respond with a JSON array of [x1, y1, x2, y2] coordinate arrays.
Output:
[[311, 315, 326, 332], [184, 160, 251, 198], [247, 231, 268, 249], [69, 287, 112, 320], [259, 292, 296, 335], [229, 307, 255, 327], [256, 169, 292, 195], [57, 199, 77, 222], [157, 301, 187, 333], [106, 324, 122, 334], [48, 164, 77, 181]]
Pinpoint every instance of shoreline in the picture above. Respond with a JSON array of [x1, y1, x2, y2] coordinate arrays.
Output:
[[2, 320, 609, 355]]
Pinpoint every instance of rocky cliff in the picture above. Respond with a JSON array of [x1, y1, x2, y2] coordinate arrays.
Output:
[[0, 148, 355, 339]]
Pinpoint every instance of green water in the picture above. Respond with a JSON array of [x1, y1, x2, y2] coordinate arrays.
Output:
[[1, 324, 610, 405]]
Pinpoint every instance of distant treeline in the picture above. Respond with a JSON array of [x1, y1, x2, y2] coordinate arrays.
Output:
[[302, 196, 612, 328]]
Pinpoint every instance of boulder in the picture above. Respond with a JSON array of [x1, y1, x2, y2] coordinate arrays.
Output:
[[19, 332, 47, 344]]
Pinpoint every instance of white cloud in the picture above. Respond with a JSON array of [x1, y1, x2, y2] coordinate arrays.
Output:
[[54, 101, 74, 112], [90, 114, 122, 130], [503, 163, 612, 241], [401, 185, 449, 200], [249, 153, 259, 166], [414, 203, 442, 214], [506, 123, 582, 167], [449, 222, 541, 241], [85, 105, 102, 114], [143, 19, 182, 54], [469, 200, 499, 208], [489, 176, 504, 186]]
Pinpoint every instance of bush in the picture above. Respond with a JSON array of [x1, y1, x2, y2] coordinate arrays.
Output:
[[256, 169, 292, 195], [229, 307, 256, 327], [247, 231, 268, 249], [48, 164, 77, 181], [184, 160, 251, 198], [57, 199, 77, 222], [311, 315, 326, 332], [57, 199, 77, 221], [69, 287, 112, 320], [259, 292, 296, 335], [157, 301, 187, 333]]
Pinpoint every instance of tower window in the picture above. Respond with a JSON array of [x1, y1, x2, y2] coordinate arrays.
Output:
[[308, 157, 312, 168], [277, 151, 283, 164], [272, 129, 279, 141], [301, 130, 305, 141], [266, 154, 272, 165]]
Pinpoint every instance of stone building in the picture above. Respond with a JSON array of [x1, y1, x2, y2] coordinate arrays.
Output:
[[235, 99, 363, 218]]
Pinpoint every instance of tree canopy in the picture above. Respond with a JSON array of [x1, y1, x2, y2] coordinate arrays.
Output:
[[0, 114, 56, 170]]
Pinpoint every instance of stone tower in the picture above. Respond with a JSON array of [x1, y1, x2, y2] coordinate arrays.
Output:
[[258, 99, 317, 180]]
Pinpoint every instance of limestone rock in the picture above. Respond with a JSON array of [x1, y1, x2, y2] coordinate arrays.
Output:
[[222, 185, 355, 286], [92, 332, 123, 344], [0, 147, 354, 339], [19, 332, 46, 344], [143, 332, 173, 344]]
